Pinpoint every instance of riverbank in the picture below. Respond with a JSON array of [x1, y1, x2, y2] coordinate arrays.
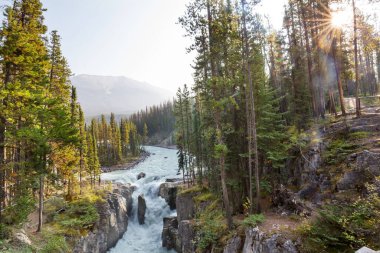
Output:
[[101, 150, 151, 173]]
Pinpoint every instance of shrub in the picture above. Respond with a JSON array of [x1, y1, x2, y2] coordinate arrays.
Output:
[[298, 193, 380, 253], [197, 210, 227, 250], [53, 199, 99, 236], [323, 139, 357, 165], [40, 235, 69, 253], [242, 214, 265, 228], [0, 224, 11, 240], [2, 194, 35, 225]]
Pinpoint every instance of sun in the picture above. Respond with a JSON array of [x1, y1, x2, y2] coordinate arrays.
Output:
[[330, 9, 352, 28]]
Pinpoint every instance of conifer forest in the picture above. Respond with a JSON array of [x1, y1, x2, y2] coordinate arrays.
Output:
[[0, 0, 380, 253]]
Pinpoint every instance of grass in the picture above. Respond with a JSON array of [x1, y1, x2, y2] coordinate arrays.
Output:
[[179, 184, 207, 195]]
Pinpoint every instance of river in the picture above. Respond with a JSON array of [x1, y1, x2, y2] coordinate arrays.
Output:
[[101, 146, 180, 253]]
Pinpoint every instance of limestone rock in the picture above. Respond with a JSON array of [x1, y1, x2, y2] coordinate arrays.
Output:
[[159, 182, 179, 210], [137, 172, 146, 180], [138, 194, 146, 225]]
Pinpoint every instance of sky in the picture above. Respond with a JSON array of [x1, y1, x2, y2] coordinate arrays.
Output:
[[40, 0, 286, 93], [1, 1, 378, 93], [0, 0, 286, 93]]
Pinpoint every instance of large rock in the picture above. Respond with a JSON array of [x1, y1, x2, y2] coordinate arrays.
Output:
[[138, 194, 147, 225], [162, 216, 180, 251], [355, 150, 380, 176], [176, 192, 195, 222], [242, 228, 298, 253], [223, 236, 242, 253], [137, 172, 146, 180], [178, 220, 196, 253], [159, 182, 179, 210], [116, 184, 134, 215], [73, 186, 133, 253], [338, 150, 380, 191], [272, 186, 311, 216]]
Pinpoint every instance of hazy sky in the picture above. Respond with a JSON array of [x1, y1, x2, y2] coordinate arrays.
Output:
[[38, 0, 287, 93], [0, 0, 285, 93]]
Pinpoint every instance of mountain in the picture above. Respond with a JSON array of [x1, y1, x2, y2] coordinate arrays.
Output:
[[71, 74, 174, 117]]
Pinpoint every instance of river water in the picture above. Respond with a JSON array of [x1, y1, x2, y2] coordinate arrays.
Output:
[[101, 146, 179, 253]]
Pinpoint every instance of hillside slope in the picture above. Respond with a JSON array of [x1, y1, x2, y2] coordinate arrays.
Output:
[[71, 74, 174, 116]]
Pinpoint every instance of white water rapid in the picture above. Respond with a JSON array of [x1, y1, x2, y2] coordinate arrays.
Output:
[[101, 146, 179, 253]]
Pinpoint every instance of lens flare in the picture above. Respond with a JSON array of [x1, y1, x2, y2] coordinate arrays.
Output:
[[331, 9, 351, 28]]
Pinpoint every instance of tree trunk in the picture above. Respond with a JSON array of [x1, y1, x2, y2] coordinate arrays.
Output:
[[37, 174, 44, 232], [332, 37, 346, 116], [207, 0, 233, 228], [353, 0, 361, 117], [300, 0, 317, 117], [241, 0, 261, 213]]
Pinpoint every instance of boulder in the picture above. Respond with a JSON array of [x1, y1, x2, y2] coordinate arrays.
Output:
[[159, 182, 179, 210], [13, 230, 32, 246], [137, 172, 146, 180], [356, 247, 380, 253], [162, 216, 179, 251], [137, 194, 147, 225], [355, 150, 380, 176], [337, 171, 364, 191], [298, 182, 318, 200], [242, 228, 298, 253], [338, 150, 380, 191], [223, 236, 242, 253]]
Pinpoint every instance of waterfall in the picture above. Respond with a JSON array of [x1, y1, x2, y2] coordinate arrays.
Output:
[[102, 146, 179, 253]]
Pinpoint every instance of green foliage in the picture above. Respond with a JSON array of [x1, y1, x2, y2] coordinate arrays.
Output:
[[348, 131, 370, 140], [260, 179, 272, 196], [43, 197, 66, 222], [242, 214, 265, 228], [0, 224, 11, 240], [194, 192, 216, 204], [53, 198, 99, 236], [298, 193, 380, 253], [40, 235, 69, 253], [3, 195, 35, 225], [323, 139, 357, 165], [196, 209, 227, 250], [179, 185, 206, 195]]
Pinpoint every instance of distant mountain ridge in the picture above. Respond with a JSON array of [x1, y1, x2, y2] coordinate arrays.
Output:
[[71, 74, 174, 117]]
